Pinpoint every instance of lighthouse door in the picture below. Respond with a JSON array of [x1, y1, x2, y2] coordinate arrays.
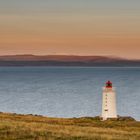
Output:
[[105, 109, 108, 120]]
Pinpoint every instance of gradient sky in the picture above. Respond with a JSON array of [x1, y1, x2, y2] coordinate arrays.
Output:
[[0, 0, 140, 58]]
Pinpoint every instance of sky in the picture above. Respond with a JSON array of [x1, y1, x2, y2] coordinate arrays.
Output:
[[0, 0, 140, 59]]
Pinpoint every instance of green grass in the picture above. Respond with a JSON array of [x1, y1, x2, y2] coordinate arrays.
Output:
[[0, 113, 139, 140]]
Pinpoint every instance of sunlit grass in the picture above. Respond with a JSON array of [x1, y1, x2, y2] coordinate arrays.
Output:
[[0, 112, 139, 140]]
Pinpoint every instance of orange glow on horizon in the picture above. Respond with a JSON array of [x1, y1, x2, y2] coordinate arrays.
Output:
[[0, 0, 140, 59]]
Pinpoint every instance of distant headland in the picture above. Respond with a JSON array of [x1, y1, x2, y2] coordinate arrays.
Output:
[[0, 55, 140, 67]]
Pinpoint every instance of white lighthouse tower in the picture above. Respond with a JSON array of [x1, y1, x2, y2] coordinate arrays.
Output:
[[101, 81, 117, 120]]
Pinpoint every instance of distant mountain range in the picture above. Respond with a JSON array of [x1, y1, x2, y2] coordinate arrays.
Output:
[[0, 55, 140, 67]]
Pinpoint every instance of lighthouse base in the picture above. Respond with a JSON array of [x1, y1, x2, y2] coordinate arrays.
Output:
[[101, 116, 118, 121]]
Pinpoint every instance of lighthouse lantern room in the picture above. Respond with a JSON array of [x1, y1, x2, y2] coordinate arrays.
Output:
[[101, 81, 117, 120]]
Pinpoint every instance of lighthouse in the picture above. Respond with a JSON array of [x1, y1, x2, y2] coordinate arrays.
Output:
[[101, 81, 117, 120]]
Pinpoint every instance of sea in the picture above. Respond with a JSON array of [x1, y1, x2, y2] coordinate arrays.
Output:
[[0, 67, 139, 120]]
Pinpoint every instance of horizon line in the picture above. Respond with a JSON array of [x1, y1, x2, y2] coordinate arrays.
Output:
[[0, 54, 139, 60]]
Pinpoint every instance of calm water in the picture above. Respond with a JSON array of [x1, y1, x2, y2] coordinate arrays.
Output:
[[0, 67, 139, 120]]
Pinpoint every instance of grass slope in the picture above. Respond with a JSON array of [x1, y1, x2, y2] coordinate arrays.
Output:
[[0, 113, 139, 140]]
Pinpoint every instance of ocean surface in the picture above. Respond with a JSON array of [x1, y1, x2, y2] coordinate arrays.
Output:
[[0, 67, 139, 120]]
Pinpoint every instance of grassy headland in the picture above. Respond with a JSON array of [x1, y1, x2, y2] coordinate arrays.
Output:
[[0, 112, 139, 140]]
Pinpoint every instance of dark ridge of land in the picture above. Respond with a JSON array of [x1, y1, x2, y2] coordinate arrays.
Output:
[[0, 55, 140, 67], [0, 112, 139, 140]]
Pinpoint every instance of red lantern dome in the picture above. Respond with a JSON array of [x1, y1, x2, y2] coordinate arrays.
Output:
[[106, 81, 112, 88]]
